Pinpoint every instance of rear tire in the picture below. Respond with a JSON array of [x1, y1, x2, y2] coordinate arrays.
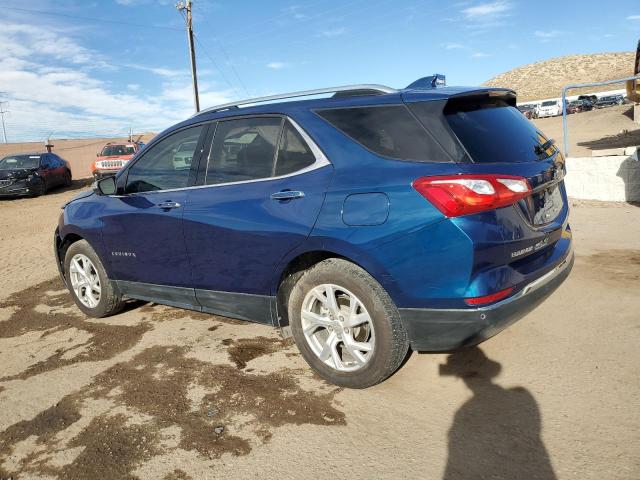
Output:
[[63, 170, 72, 187], [288, 258, 409, 388], [64, 240, 125, 317]]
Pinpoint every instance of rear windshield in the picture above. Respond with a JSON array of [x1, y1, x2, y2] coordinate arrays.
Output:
[[445, 100, 554, 163], [315, 105, 447, 162], [541, 101, 557, 107]]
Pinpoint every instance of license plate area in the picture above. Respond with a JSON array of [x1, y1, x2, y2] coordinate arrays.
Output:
[[519, 183, 564, 226]]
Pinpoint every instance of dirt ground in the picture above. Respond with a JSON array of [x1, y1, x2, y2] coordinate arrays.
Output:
[[533, 104, 640, 157], [0, 185, 638, 480]]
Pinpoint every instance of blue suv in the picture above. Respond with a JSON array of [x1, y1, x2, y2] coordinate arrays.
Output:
[[55, 79, 573, 388]]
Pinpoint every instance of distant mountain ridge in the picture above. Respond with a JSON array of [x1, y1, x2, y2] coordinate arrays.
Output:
[[483, 52, 635, 101]]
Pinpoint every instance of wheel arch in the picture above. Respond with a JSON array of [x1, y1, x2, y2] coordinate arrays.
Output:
[[272, 244, 394, 327], [55, 231, 85, 282]]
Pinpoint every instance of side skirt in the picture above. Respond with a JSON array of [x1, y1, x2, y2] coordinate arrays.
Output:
[[115, 280, 275, 325]]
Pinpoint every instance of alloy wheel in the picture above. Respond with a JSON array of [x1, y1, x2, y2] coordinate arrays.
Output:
[[69, 253, 101, 308], [301, 284, 375, 372]]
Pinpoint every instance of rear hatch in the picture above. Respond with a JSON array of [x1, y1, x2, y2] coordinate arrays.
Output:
[[441, 92, 566, 228], [405, 89, 570, 295]]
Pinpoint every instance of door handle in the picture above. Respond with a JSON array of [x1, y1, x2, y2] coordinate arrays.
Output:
[[156, 201, 181, 209], [270, 190, 305, 200]]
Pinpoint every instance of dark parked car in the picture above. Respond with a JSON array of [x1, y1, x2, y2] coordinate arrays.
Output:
[[55, 79, 573, 388], [0, 152, 71, 197], [578, 94, 598, 104], [517, 104, 536, 119], [566, 99, 593, 114], [594, 95, 624, 108]]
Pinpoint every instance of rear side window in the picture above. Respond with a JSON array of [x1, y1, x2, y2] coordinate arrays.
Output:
[[275, 120, 316, 176], [205, 117, 281, 185], [316, 105, 444, 161], [444, 101, 555, 163]]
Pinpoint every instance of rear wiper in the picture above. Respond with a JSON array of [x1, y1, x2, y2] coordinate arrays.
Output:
[[534, 138, 555, 157]]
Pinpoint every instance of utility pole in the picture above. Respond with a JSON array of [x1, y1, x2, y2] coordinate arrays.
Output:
[[0, 101, 8, 144], [176, 0, 200, 112]]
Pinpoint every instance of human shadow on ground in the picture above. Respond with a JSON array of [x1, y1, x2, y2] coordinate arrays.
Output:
[[440, 347, 557, 480]]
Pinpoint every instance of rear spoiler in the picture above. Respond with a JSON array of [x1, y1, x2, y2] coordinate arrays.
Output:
[[445, 89, 517, 109]]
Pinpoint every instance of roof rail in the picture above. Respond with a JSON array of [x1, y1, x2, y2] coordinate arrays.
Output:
[[195, 84, 397, 116]]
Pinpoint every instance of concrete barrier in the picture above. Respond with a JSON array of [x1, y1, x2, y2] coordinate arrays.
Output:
[[565, 149, 640, 202]]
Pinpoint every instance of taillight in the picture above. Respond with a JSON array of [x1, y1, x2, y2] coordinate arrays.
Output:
[[465, 287, 514, 306], [412, 174, 531, 217]]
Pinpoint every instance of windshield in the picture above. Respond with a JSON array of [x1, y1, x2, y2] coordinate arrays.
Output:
[[541, 101, 557, 107], [0, 154, 40, 170], [101, 145, 135, 156], [177, 142, 197, 152]]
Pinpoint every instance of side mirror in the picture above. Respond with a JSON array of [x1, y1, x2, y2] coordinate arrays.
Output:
[[96, 153, 100, 157], [94, 176, 116, 196]]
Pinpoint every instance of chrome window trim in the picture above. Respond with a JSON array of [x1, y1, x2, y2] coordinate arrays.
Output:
[[111, 116, 330, 196]]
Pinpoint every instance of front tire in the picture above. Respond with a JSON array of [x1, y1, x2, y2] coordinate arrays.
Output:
[[288, 258, 409, 388], [64, 240, 125, 317]]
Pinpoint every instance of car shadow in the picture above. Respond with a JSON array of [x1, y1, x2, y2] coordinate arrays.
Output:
[[52, 178, 94, 194], [440, 347, 557, 480]]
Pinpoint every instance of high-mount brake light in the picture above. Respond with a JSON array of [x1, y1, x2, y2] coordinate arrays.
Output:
[[412, 174, 532, 217]]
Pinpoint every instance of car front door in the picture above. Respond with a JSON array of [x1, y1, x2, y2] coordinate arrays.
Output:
[[183, 116, 333, 323], [99, 124, 208, 307]]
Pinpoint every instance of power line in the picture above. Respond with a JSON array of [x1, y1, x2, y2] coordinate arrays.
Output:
[[192, 33, 242, 99], [0, 100, 9, 144], [0, 5, 183, 31]]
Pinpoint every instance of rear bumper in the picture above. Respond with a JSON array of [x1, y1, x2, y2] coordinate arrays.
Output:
[[399, 250, 574, 351]]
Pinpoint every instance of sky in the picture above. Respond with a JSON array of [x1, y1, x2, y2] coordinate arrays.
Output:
[[0, 0, 638, 142]]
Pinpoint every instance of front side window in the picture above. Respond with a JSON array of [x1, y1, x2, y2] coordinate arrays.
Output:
[[275, 120, 316, 176], [205, 117, 281, 185], [125, 125, 203, 193]]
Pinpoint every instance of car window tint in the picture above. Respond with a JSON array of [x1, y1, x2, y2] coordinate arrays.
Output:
[[275, 120, 316, 176], [316, 105, 445, 161], [125, 125, 203, 193], [444, 100, 557, 163], [205, 117, 281, 185]]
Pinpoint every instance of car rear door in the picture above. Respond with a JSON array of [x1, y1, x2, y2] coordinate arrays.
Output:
[[39, 154, 58, 187], [183, 116, 333, 323], [99, 124, 209, 307]]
